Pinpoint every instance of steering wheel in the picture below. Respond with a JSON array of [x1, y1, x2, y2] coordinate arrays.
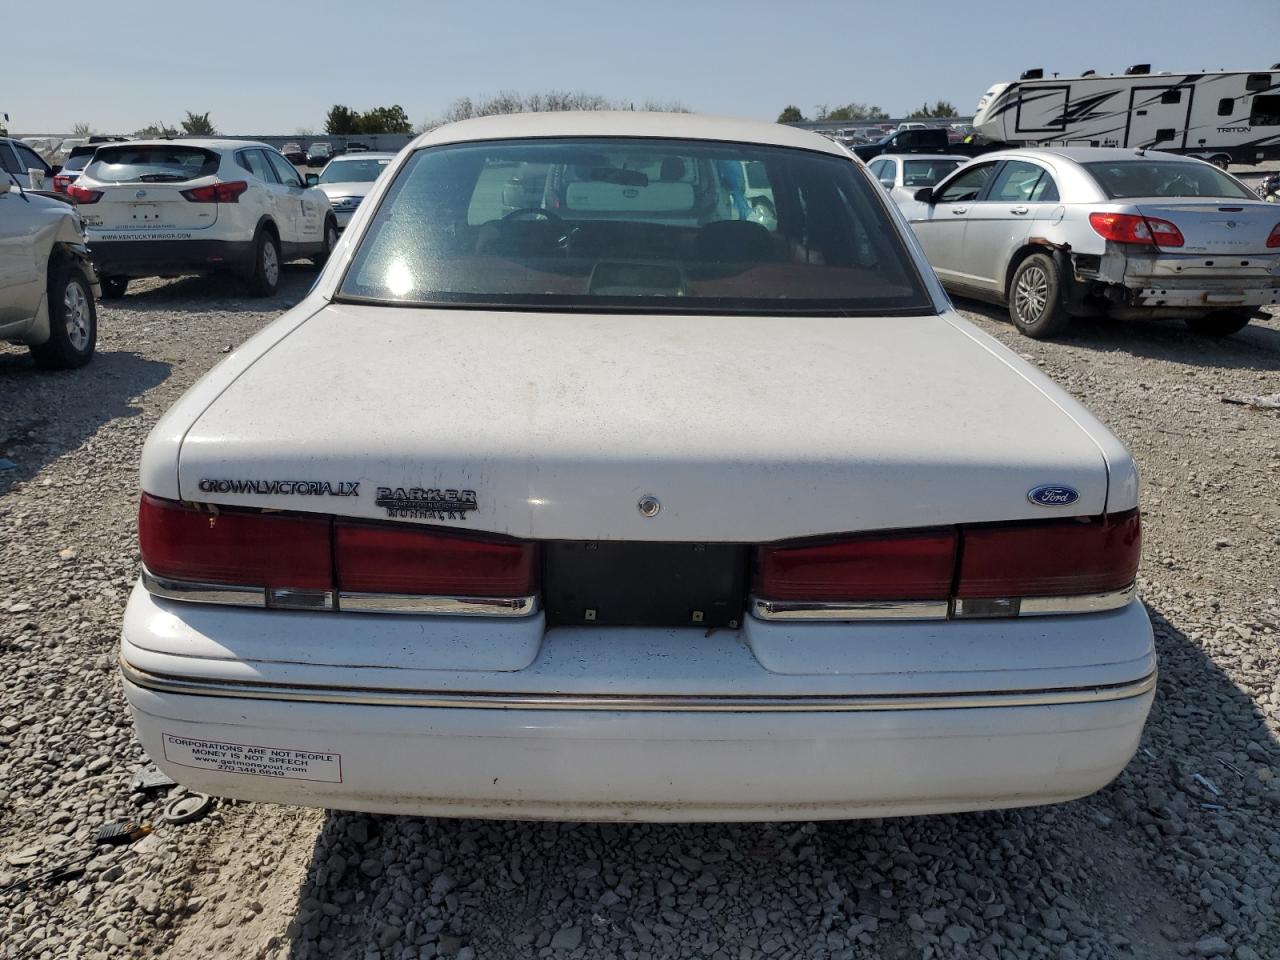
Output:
[[502, 207, 563, 224]]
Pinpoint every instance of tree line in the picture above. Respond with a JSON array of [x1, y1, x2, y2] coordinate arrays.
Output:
[[777, 100, 959, 124]]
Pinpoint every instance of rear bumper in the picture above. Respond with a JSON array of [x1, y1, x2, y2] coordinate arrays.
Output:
[[1129, 283, 1280, 309], [123, 667, 1154, 821], [119, 586, 1156, 821], [87, 239, 255, 278]]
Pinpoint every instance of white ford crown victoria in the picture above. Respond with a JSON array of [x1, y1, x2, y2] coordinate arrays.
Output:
[[121, 113, 1154, 822]]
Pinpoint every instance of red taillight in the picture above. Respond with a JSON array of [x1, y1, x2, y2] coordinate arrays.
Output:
[[53, 175, 73, 193], [1088, 211, 1184, 248], [1267, 224, 1280, 248], [754, 530, 957, 601], [139, 495, 331, 590], [335, 522, 536, 598], [753, 511, 1140, 613], [66, 184, 102, 204], [180, 181, 249, 203], [956, 509, 1141, 599]]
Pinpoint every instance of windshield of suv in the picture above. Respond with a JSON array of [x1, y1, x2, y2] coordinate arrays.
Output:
[[1084, 160, 1254, 200], [85, 145, 219, 183], [339, 137, 932, 315], [319, 158, 391, 184]]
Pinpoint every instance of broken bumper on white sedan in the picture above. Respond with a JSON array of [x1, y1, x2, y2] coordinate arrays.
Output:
[[120, 584, 1156, 822]]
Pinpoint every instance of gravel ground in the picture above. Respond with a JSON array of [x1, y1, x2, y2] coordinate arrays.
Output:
[[1, 278, 1278, 960]]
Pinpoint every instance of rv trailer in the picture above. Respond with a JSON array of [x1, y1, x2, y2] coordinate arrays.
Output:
[[972, 65, 1280, 168]]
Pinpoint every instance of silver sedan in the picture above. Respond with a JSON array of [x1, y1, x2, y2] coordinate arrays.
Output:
[[902, 147, 1279, 338], [308, 153, 396, 229]]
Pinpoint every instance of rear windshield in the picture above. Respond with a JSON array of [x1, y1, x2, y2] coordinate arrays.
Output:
[[85, 145, 219, 183], [338, 137, 932, 315], [61, 153, 93, 172], [319, 157, 391, 184], [1083, 160, 1254, 200], [902, 158, 964, 187]]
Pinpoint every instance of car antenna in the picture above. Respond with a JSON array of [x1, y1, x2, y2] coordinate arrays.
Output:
[[1134, 147, 1146, 157]]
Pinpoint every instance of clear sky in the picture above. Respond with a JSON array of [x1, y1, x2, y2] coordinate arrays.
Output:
[[8, 0, 1279, 134]]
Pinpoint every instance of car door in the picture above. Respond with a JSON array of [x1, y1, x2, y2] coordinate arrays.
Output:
[[0, 142, 25, 186], [868, 158, 895, 191], [0, 192, 45, 328], [237, 149, 292, 244], [12, 142, 52, 189], [908, 160, 998, 286], [265, 150, 322, 244], [961, 160, 1062, 293]]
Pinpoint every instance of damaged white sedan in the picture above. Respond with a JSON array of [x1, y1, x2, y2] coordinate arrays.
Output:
[[121, 113, 1154, 822]]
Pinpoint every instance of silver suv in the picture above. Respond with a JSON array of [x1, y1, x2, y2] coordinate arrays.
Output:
[[0, 184, 100, 368]]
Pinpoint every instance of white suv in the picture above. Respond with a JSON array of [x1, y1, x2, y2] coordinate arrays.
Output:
[[70, 139, 338, 298]]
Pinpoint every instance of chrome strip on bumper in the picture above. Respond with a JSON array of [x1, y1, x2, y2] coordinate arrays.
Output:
[[142, 568, 537, 619], [142, 569, 264, 607], [751, 598, 950, 621], [752, 585, 1136, 622], [120, 658, 1156, 713], [338, 592, 537, 617]]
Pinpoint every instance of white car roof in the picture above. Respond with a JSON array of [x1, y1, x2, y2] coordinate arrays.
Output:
[[108, 138, 274, 152], [325, 152, 397, 161], [980, 146, 1202, 165], [412, 111, 848, 157], [877, 154, 968, 162]]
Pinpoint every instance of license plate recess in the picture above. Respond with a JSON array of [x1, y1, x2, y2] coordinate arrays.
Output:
[[543, 541, 747, 629]]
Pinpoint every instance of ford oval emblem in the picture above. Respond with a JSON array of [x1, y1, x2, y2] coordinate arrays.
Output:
[[1028, 485, 1080, 507]]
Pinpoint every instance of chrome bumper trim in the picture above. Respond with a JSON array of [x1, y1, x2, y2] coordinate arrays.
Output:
[[120, 658, 1156, 713], [754, 585, 1137, 622], [337, 592, 538, 617], [1015, 584, 1137, 617], [142, 568, 264, 608], [751, 598, 950, 621], [142, 569, 536, 618]]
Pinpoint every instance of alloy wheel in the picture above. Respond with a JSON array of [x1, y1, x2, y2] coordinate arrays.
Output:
[[1014, 266, 1048, 324], [63, 280, 91, 350], [263, 240, 280, 287]]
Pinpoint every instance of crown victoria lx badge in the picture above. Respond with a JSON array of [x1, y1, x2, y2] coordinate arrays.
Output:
[[1028, 484, 1080, 507]]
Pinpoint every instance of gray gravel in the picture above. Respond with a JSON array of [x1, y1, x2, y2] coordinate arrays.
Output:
[[2, 281, 1278, 960]]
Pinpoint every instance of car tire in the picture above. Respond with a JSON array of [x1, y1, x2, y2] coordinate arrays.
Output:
[[30, 262, 97, 370], [312, 217, 338, 268], [246, 229, 281, 298], [100, 276, 129, 300], [1184, 310, 1252, 337], [1007, 253, 1069, 339]]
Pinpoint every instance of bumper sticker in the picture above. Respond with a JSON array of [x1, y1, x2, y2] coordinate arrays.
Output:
[[162, 733, 342, 783]]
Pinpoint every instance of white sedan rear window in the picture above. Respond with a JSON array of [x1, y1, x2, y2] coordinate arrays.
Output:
[[339, 137, 933, 315]]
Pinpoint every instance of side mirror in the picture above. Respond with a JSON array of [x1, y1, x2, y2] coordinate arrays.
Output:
[[880, 180, 893, 190], [913, 187, 934, 203], [305, 173, 319, 187]]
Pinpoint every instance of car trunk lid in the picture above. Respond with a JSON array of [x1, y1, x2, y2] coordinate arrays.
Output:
[[86, 183, 219, 232], [175, 305, 1113, 542], [1132, 200, 1278, 255]]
